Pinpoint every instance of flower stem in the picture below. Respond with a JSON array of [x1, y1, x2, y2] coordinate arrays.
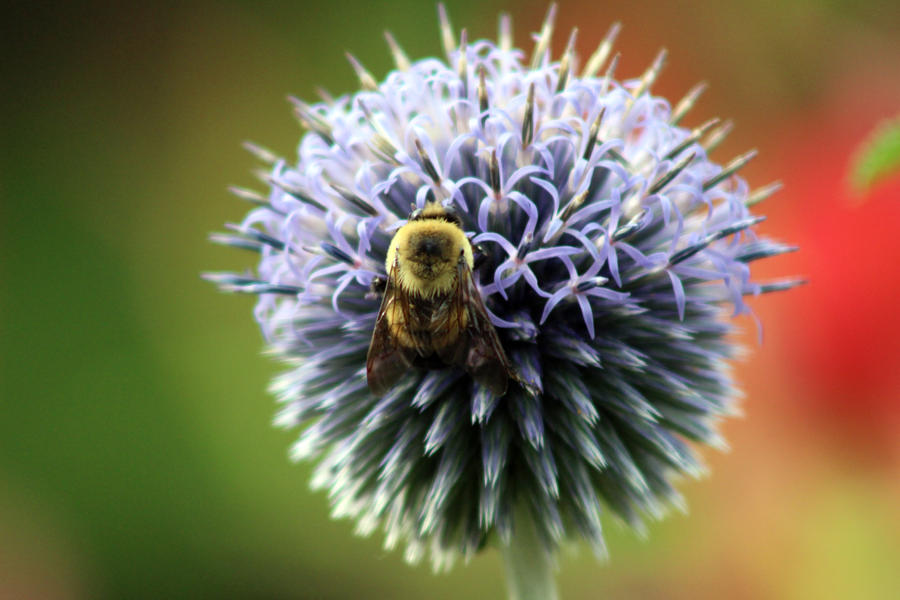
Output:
[[500, 513, 559, 600]]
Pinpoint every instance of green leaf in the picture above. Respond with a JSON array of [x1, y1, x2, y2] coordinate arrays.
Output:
[[850, 115, 900, 194]]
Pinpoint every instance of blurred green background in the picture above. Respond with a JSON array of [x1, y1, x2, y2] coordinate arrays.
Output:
[[2, 1, 899, 598]]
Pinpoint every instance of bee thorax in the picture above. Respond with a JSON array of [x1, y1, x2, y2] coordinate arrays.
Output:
[[415, 238, 443, 258]]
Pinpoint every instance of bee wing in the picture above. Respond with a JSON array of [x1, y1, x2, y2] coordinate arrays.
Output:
[[366, 261, 415, 397], [442, 255, 512, 396]]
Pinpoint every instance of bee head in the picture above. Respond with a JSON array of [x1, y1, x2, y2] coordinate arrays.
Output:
[[408, 202, 462, 227], [388, 202, 473, 295]]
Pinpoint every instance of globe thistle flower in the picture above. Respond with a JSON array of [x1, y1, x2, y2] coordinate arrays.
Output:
[[206, 4, 800, 594]]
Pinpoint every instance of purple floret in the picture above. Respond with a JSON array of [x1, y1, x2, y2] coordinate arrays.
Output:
[[207, 9, 799, 570]]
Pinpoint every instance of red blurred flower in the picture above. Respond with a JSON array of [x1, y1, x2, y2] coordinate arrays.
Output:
[[777, 108, 900, 450]]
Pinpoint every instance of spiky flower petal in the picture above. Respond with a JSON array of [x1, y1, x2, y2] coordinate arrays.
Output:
[[207, 8, 799, 570]]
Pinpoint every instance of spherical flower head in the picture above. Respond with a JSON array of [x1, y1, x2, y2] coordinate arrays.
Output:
[[207, 8, 800, 570]]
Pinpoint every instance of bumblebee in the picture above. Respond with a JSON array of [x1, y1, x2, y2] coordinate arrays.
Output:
[[366, 202, 517, 396]]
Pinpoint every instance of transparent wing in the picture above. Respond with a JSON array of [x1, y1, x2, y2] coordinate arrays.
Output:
[[366, 260, 415, 396], [448, 255, 512, 396]]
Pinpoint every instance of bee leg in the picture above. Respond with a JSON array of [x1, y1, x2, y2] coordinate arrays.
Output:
[[472, 244, 489, 270], [513, 371, 542, 398], [367, 275, 387, 299]]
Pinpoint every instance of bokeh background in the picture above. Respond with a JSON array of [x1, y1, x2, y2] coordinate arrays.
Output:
[[2, 1, 899, 598]]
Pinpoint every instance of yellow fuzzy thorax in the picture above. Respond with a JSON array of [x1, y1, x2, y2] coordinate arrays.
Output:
[[386, 208, 473, 298]]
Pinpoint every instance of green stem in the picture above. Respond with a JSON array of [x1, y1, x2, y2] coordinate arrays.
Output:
[[500, 513, 559, 600]]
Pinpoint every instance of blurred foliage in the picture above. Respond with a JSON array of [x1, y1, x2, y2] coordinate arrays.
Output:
[[1, 1, 898, 599], [850, 116, 900, 194]]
